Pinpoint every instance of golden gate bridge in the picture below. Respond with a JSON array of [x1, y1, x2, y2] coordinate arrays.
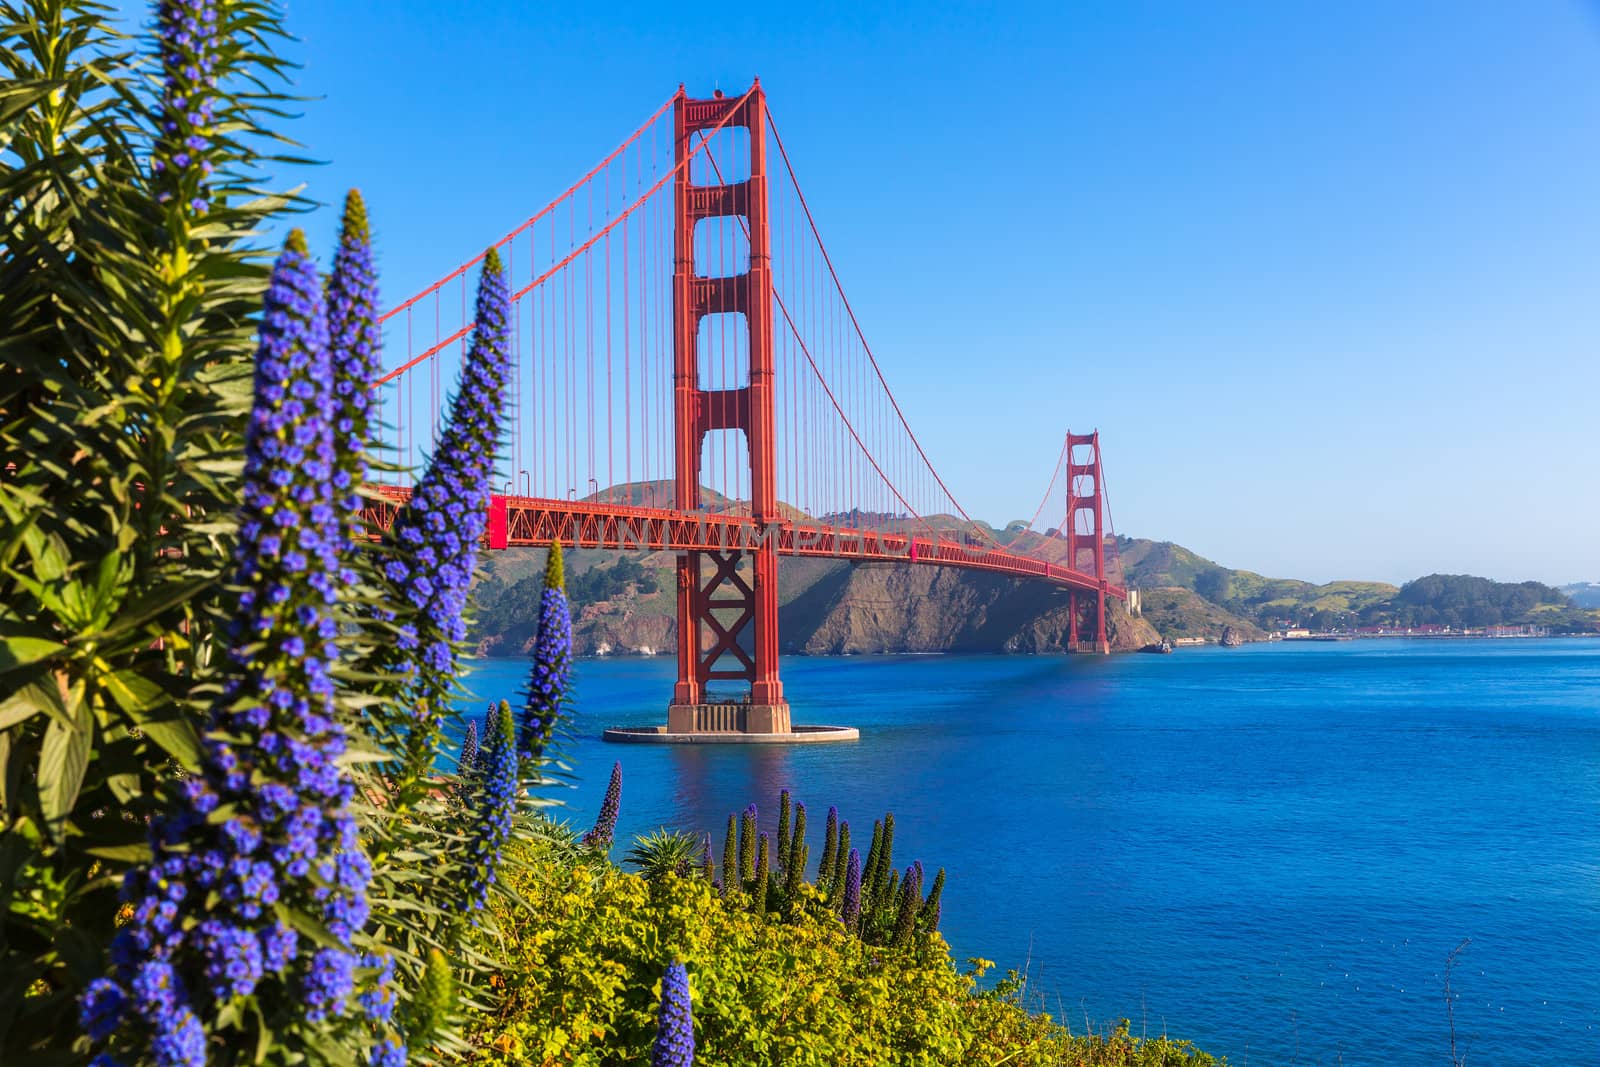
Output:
[[363, 82, 1125, 739]]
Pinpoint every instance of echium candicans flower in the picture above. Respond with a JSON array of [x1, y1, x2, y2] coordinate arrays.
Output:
[[402, 948, 454, 1050], [81, 232, 373, 1064], [872, 812, 896, 904], [841, 848, 863, 933], [920, 868, 946, 933], [776, 790, 792, 872], [152, 0, 221, 215], [456, 719, 479, 779], [463, 701, 517, 913], [519, 541, 571, 766], [651, 961, 695, 1067], [830, 821, 851, 900], [738, 803, 758, 886], [720, 815, 739, 898], [752, 833, 770, 919], [325, 189, 382, 533], [892, 864, 923, 948], [581, 761, 623, 850], [384, 249, 510, 784], [818, 805, 839, 888], [781, 804, 807, 914]]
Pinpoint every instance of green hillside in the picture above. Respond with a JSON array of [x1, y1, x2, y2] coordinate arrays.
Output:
[[467, 515, 1599, 653], [1115, 537, 1599, 637]]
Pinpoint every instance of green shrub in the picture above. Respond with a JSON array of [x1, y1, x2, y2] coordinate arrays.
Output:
[[472, 840, 970, 1066], [468, 840, 1223, 1067]]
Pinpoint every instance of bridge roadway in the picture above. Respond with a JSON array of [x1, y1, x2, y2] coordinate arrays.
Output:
[[362, 485, 1126, 601]]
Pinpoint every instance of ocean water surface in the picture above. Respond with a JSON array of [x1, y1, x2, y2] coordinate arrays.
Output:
[[456, 639, 1600, 1066]]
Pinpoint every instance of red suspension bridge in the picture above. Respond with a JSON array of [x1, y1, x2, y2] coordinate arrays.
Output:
[[364, 83, 1127, 738]]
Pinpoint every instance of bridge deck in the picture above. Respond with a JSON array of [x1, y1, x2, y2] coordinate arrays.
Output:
[[363, 486, 1125, 600]]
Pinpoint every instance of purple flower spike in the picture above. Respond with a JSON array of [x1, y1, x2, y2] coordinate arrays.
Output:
[[326, 189, 381, 534], [651, 960, 695, 1067], [842, 848, 863, 932], [581, 761, 623, 850], [519, 542, 570, 765], [80, 232, 371, 1063], [464, 701, 518, 913], [385, 249, 511, 781], [456, 719, 479, 778], [154, 0, 220, 215]]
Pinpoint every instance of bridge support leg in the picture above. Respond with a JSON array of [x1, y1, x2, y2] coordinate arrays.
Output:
[[666, 82, 791, 735], [1095, 586, 1109, 655], [1065, 431, 1112, 655], [1068, 590, 1080, 652]]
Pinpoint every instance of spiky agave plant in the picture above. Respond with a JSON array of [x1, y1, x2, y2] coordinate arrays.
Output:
[[626, 830, 703, 882]]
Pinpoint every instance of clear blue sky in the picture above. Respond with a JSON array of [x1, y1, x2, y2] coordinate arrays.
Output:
[[147, 1, 1600, 585]]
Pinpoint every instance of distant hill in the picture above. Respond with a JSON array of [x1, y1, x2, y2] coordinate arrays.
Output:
[[472, 547, 1156, 657], [464, 493, 1598, 655], [1562, 582, 1600, 609], [469, 483, 1159, 656], [1116, 537, 1397, 633], [1114, 537, 1600, 638], [1135, 587, 1265, 643]]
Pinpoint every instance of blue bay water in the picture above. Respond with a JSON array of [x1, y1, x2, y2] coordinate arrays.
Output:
[[456, 639, 1600, 1066]]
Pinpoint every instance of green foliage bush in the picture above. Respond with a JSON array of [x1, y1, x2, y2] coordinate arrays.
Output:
[[468, 839, 1222, 1067]]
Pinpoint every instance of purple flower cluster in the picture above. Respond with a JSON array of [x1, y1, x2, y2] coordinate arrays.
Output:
[[463, 701, 518, 913], [456, 718, 479, 778], [651, 960, 695, 1067], [581, 761, 623, 850], [842, 848, 863, 932], [152, 0, 220, 214], [326, 189, 381, 533], [384, 250, 510, 743], [519, 542, 571, 764], [79, 233, 372, 1064], [358, 953, 398, 1026], [371, 1035, 408, 1067]]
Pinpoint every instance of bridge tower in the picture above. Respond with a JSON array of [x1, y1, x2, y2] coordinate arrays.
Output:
[[1065, 431, 1110, 654], [667, 82, 792, 734]]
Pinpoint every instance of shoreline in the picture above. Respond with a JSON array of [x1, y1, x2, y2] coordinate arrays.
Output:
[[466, 631, 1600, 663]]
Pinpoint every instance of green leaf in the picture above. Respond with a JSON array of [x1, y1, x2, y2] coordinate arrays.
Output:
[[38, 700, 93, 843], [102, 669, 167, 718], [0, 678, 69, 730], [0, 729, 11, 818], [0, 635, 65, 675], [88, 577, 212, 644], [85, 841, 151, 864], [138, 714, 202, 771], [105, 771, 141, 803]]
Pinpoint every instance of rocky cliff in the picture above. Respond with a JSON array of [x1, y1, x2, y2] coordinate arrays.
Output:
[[472, 549, 1158, 657]]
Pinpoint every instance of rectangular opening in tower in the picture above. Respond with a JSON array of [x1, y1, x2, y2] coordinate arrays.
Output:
[[693, 216, 751, 278], [696, 311, 750, 390], [698, 428, 751, 516], [687, 126, 751, 187]]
